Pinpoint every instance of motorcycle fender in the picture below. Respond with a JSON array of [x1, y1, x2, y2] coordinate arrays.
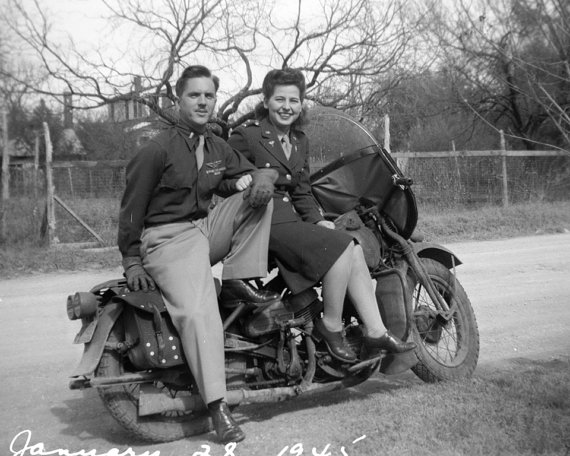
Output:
[[71, 301, 123, 378], [412, 242, 462, 269]]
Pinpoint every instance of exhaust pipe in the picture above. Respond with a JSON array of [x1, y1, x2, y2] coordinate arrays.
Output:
[[138, 375, 368, 416]]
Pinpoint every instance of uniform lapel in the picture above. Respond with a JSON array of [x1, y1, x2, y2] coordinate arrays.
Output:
[[259, 119, 292, 171]]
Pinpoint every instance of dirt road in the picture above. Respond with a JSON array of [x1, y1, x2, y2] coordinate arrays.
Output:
[[1, 233, 569, 456]]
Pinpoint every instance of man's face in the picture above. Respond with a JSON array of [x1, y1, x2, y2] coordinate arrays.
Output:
[[178, 76, 217, 127]]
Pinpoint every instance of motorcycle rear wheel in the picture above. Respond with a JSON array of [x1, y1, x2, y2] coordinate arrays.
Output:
[[96, 326, 212, 443], [408, 258, 480, 382]]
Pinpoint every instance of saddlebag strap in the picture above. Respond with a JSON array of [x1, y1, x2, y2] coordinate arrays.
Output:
[[151, 304, 165, 361]]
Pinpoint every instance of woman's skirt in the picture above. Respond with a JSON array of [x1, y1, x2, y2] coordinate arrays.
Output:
[[269, 220, 354, 294]]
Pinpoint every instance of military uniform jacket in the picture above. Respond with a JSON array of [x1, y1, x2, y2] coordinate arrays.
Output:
[[228, 118, 324, 225], [118, 123, 255, 258]]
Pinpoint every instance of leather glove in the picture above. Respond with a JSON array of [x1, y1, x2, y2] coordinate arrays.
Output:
[[243, 169, 278, 208], [122, 257, 156, 292]]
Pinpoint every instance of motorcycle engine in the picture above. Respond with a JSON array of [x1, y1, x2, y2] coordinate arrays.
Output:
[[243, 288, 322, 338]]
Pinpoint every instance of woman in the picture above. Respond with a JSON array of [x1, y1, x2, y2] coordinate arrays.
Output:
[[228, 68, 416, 362]]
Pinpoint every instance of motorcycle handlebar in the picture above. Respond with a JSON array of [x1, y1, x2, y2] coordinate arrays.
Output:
[[392, 175, 414, 187]]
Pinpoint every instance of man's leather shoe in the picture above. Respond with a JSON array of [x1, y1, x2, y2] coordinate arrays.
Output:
[[220, 280, 280, 305], [208, 400, 245, 444], [313, 318, 357, 363], [361, 331, 417, 359]]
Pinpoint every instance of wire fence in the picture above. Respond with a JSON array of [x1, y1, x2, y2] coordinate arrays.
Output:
[[2, 149, 570, 246]]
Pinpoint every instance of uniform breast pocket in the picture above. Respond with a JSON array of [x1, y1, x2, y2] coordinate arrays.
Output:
[[255, 155, 280, 170], [159, 166, 195, 190]]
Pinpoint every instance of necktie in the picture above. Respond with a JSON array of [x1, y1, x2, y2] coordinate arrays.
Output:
[[195, 134, 205, 171], [281, 135, 291, 160]]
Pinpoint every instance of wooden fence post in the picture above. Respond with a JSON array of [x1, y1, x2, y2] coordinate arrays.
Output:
[[1, 106, 8, 201], [500, 129, 509, 208], [43, 122, 57, 246], [1, 106, 8, 241], [34, 136, 40, 198]]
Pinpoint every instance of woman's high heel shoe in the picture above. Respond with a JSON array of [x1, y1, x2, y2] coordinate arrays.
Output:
[[361, 331, 417, 360], [313, 318, 357, 363]]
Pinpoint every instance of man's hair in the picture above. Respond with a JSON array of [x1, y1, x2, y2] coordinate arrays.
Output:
[[254, 68, 308, 126], [175, 65, 220, 97]]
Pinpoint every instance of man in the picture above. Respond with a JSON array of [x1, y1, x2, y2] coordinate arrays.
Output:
[[117, 65, 278, 443]]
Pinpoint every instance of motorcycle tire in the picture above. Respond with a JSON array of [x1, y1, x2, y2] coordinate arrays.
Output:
[[96, 325, 212, 443], [407, 258, 480, 382]]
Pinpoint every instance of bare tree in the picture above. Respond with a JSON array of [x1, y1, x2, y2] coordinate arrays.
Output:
[[417, 0, 570, 150], [0, 0, 424, 134]]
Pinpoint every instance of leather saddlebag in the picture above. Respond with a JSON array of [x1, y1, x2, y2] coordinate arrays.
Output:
[[113, 289, 186, 370]]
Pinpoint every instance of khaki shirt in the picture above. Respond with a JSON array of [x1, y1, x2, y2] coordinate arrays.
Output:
[[118, 123, 255, 258]]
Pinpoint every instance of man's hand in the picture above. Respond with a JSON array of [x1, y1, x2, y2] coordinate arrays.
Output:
[[235, 174, 253, 191], [122, 257, 156, 292], [243, 169, 278, 208]]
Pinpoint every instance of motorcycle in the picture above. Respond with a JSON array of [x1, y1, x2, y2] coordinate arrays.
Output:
[[66, 107, 479, 442]]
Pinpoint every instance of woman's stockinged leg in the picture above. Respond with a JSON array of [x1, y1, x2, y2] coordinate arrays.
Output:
[[347, 243, 417, 357], [346, 244, 387, 338], [319, 241, 416, 359], [320, 243, 354, 332], [321, 242, 386, 336]]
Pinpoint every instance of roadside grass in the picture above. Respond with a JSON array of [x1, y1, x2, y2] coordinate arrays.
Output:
[[1, 200, 569, 279], [238, 357, 570, 456], [417, 200, 570, 243]]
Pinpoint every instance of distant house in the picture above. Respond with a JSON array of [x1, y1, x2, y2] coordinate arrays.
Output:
[[5, 137, 34, 164], [106, 76, 173, 147]]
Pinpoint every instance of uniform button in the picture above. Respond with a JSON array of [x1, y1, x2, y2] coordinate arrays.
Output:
[[286, 174, 291, 180], [283, 197, 289, 202]]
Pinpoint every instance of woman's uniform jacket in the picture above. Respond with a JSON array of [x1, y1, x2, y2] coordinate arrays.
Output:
[[228, 118, 324, 225], [228, 118, 352, 293]]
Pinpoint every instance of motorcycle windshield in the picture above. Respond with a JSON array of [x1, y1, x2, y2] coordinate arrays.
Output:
[[305, 107, 417, 239]]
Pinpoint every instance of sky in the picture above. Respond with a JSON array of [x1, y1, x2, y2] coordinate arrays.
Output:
[[11, 0, 324, 103]]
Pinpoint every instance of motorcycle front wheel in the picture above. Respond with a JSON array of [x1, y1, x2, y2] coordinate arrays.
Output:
[[407, 258, 480, 382], [96, 325, 212, 443]]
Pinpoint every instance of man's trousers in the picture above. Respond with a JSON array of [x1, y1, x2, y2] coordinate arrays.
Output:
[[140, 194, 273, 404]]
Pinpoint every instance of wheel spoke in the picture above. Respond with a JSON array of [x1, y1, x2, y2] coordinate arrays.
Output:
[[408, 258, 479, 382], [414, 280, 464, 366]]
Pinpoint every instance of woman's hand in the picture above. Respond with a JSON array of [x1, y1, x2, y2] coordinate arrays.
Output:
[[235, 174, 253, 191], [317, 220, 336, 230]]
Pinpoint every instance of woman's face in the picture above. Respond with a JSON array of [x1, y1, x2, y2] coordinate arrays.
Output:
[[264, 84, 302, 133]]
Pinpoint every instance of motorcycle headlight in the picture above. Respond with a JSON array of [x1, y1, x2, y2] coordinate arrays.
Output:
[[66, 292, 101, 320]]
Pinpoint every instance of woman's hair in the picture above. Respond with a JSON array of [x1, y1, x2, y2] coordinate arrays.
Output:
[[262, 68, 306, 100], [175, 65, 220, 97], [254, 68, 309, 127]]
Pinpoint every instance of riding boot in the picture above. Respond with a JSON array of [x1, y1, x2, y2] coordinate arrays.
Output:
[[208, 400, 245, 444], [219, 279, 280, 305]]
